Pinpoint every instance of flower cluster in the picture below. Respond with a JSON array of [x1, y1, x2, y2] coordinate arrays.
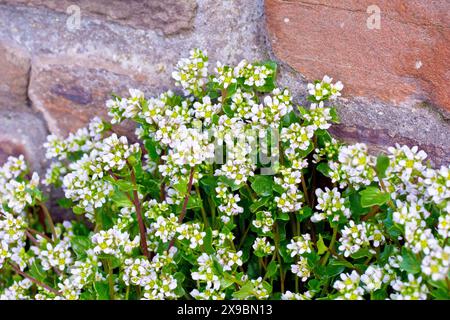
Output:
[[0, 49, 448, 301]]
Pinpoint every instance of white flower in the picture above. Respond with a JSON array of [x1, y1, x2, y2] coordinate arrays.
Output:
[[390, 274, 428, 300], [361, 265, 383, 292], [291, 257, 310, 282], [286, 234, 312, 257], [421, 245, 449, 281], [333, 271, 364, 300], [312, 187, 350, 223], [252, 237, 275, 256]]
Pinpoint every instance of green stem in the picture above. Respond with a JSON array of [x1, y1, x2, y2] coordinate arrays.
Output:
[[195, 185, 209, 227], [311, 135, 318, 207], [106, 259, 115, 300], [300, 175, 311, 207], [9, 262, 62, 296], [245, 184, 256, 201], [237, 223, 251, 249], [39, 203, 57, 241], [274, 223, 285, 293], [208, 196, 216, 228], [259, 258, 267, 273], [361, 205, 380, 221], [27, 228, 52, 242], [321, 227, 338, 266], [129, 165, 151, 260], [378, 177, 395, 209], [125, 285, 130, 300], [330, 249, 363, 274], [169, 166, 195, 249]]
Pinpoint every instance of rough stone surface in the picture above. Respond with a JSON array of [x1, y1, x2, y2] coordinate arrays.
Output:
[[28, 55, 154, 137], [265, 0, 450, 114], [0, 38, 30, 109], [0, 0, 448, 175], [0, 1, 269, 136], [0, 0, 198, 35], [0, 109, 48, 173]]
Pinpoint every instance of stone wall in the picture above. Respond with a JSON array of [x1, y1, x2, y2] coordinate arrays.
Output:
[[0, 0, 448, 175]]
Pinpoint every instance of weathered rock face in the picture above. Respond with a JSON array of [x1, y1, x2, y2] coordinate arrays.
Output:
[[28, 55, 155, 137], [0, 109, 48, 173], [0, 38, 30, 109], [265, 0, 450, 114], [0, 0, 197, 35]]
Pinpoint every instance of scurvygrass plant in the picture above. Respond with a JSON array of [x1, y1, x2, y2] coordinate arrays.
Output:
[[0, 49, 448, 300]]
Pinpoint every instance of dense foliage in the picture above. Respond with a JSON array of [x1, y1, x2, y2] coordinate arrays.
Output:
[[0, 49, 448, 300]]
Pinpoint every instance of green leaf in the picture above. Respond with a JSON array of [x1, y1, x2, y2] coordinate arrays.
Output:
[[329, 107, 340, 123], [232, 281, 255, 299], [144, 139, 159, 161], [72, 206, 85, 215], [94, 281, 110, 300], [29, 260, 46, 282], [249, 197, 270, 213], [316, 162, 331, 177], [325, 263, 345, 277], [211, 255, 224, 276], [317, 234, 328, 255], [376, 155, 390, 179], [272, 183, 285, 195], [110, 257, 122, 269], [296, 142, 314, 158], [266, 260, 278, 279], [57, 198, 73, 209], [203, 228, 214, 255], [281, 111, 300, 127], [429, 279, 448, 292], [71, 236, 91, 258], [112, 179, 134, 193], [360, 186, 390, 208], [307, 279, 322, 293], [429, 280, 450, 299], [173, 177, 188, 194], [379, 244, 394, 265], [111, 191, 133, 207], [277, 212, 290, 221], [371, 289, 388, 300], [200, 176, 217, 196], [185, 196, 202, 210], [225, 82, 238, 98], [220, 273, 236, 290], [383, 211, 403, 238], [349, 192, 369, 217], [222, 103, 235, 117], [140, 177, 160, 200], [431, 288, 450, 300], [399, 247, 421, 274], [297, 206, 313, 222], [330, 259, 354, 270], [261, 60, 277, 72], [351, 247, 373, 259], [218, 176, 242, 191], [251, 176, 273, 197], [173, 271, 185, 284]]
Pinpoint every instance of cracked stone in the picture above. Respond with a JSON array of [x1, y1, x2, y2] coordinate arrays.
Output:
[[265, 0, 450, 113], [0, 108, 48, 173], [0, 38, 31, 109], [0, 0, 197, 35]]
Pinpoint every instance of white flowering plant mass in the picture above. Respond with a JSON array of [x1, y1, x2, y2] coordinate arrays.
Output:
[[0, 49, 449, 300]]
